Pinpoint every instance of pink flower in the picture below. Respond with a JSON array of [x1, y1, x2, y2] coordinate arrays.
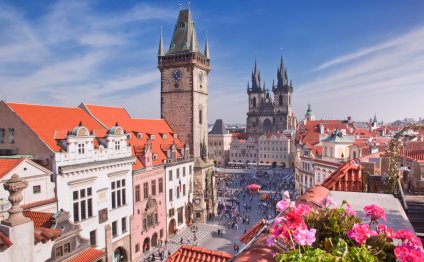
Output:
[[377, 224, 394, 240], [395, 245, 424, 262], [294, 204, 312, 216], [276, 200, 291, 212], [319, 196, 336, 208], [395, 229, 423, 248], [344, 202, 357, 217], [293, 228, 316, 246], [347, 223, 378, 245], [267, 236, 276, 247], [364, 204, 386, 222]]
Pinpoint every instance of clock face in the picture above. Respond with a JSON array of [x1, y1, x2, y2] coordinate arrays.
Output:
[[171, 69, 183, 83]]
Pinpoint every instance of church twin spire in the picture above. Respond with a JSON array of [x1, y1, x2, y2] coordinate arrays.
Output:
[[248, 55, 294, 94]]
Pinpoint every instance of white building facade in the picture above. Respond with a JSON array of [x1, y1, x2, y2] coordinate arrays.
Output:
[[53, 125, 134, 261], [258, 132, 291, 167], [229, 137, 258, 167]]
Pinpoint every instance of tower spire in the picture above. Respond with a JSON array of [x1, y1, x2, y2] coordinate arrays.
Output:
[[204, 32, 210, 59], [158, 26, 165, 56]]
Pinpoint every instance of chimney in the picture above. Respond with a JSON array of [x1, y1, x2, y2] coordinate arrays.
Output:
[[319, 124, 324, 135]]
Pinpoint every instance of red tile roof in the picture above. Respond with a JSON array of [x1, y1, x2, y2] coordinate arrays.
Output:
[[167, 244, 232, 262], [0, 231, 13, 249], [240, 219, 266, 244], [65, 247, 105, 262], [23, 211, 54, 228], [33, 227, 61, 243], [82, 104, 187, 169], [21, 197, 57, 209], [231, 132, 247, 140], [6, 103, 107, 152], [0, 158, 25, 179], [321, 152, 383, 191]]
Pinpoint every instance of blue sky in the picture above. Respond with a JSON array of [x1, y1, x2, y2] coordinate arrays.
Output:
[[1, 1, 424, 124]]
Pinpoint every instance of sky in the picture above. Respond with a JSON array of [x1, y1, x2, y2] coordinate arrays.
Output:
[[0, 0, 423, 124]]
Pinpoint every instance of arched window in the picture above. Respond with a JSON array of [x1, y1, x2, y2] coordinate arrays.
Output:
[[252, 97, 256, 107], [353, 151, 357, 158], [199, 110, 203, 124], [279, 95, 283, 106]]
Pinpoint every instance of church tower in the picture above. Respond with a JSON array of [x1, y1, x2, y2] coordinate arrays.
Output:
[[273, 55, 293, 130], [158, 8, 211, 160], [158, 7, 215, 222]]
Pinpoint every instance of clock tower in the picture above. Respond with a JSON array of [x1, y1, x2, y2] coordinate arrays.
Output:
[[158, 7, 215, 222]]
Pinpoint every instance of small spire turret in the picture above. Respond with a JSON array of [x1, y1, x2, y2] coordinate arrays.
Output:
[[158, 28, 165, 56], [204, 36, 210, 59]]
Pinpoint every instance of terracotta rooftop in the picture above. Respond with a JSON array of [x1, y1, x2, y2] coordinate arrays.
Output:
[[23, 211, 54, 228], [6, 103, 107, 152], [166, 244, 232, 262], [65, 247, 105, 262], [21, 197, 57, 210], [240, 219, 267, 244], [0, 158, 25, 179], [81, 104, 187, 170], [321, 152, 383, 191], [33, 227, 61, 243], [0, 230, 13, 249]]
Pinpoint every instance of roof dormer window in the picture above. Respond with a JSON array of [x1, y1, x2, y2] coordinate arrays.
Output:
[[150, 135, 155, 141], [173, 134, 178, 139], [152, 154, 157, 161], [162, 134, 167, 140], [127, 133, 131, 139], [137, 133, 142, 139], [178, 22, 186, 29]]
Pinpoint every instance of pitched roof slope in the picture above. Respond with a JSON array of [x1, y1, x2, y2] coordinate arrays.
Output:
[[82, 104, 187, 169], [167, 244, 232, 262], [0, 158, 25, 179], [209, 119, 227, 134], [65, 247, 105, 262], [6, 103, 106, 152], [23, 211, 54, 228]]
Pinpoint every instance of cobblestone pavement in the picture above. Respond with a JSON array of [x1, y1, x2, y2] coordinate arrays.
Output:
[[139, 168, 294, 261]]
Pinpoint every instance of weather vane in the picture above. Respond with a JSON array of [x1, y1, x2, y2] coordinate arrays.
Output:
[[179, 3, 182, 10], [188, 1, 191, 9]]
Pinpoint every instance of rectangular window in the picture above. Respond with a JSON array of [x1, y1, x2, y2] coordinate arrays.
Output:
[[111, 179, 126, 209], [189, 165, 192, 175], [160, 229, 164, 238], [183, 184, 186, 196], [72, 187, 93, 222], [115, 140, 120, 150], [64, 243, 71, 254], [90, 230, 96, 246], [177, 207, 183, 224], [176, 187, 180, 199], [168, 208, 175, 217], [159, 178, 163, 193], [55, 246, 63, 258], [168, 170, 172, 181], [169, 189, 173, 202], [33, 185, 41, 194], [143, 182, 148, 199], [121, 217, 127, 233], [199, 110, 203, 124], [135, 185, 140, 202], [151, 180, 156, 196], [135, 244, 140, 253], [0, 128, 4, 143], [78, 143, 85, 154], [176, 168, 180, 178], [112, 221, 118, 237], [8, 128, 14, 144]]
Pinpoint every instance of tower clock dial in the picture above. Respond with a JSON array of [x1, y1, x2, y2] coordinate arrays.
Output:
[[171, 69, 183, 83]]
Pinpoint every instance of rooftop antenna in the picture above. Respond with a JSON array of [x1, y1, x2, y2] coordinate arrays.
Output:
[[187, 1, 191, 9], [179, 3, 182, 10]]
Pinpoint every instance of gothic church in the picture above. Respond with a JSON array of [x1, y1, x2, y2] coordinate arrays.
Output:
[[246, 57, 297, 139]]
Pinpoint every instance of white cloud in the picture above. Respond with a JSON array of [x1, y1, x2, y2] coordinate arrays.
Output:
[[296, 26, 424, 121]]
